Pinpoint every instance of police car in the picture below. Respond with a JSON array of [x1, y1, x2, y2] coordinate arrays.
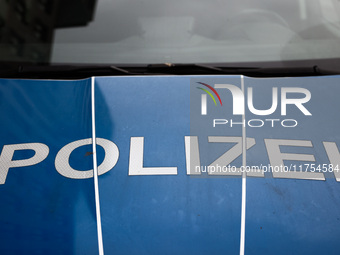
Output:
[[1, 0, 340, 254]]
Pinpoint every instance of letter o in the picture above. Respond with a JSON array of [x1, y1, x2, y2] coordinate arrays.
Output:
[[281, 119, 298, 127], [55, 138, 119, 179]]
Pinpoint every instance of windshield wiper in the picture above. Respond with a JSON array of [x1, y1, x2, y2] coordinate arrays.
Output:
[[146, 63, 339, 76], [0, 63, 339, 79], [0, 64, 143, 79]]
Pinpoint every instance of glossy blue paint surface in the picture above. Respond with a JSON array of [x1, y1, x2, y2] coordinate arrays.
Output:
[[1, 75, 340, 254]]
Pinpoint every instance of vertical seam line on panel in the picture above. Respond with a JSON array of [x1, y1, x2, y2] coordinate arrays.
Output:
[[91, 76, 104, 255], [240, 75, 246, 255]]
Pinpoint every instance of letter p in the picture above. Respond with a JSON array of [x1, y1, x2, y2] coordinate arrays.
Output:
[[0, 143, 49, 184]]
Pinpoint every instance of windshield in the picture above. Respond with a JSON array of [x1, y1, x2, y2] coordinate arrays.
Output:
[[1, 0, 340, 65]]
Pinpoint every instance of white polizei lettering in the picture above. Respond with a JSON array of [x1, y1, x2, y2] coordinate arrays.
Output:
[[323, 142, 340, 182], [0, 143, 49, 184], [2, 137, 340, 182], [128, 137, 177, 175], [185, 136, 201, 175], [264, 139, 324, 180], [55, 138, 119, 179], [208, 136, 248, 176], [207, 136, 262, 177]]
